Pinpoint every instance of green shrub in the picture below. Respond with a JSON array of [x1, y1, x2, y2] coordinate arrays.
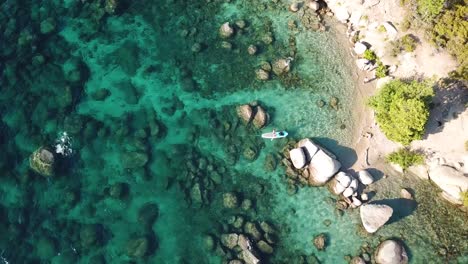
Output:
[[431, 2, 468, 80], [417, 0, 444, 20], [375, 61, 388, 78], [400, 34, 417, 52], [363, 50, 377, 61], [461, 191, 468, 207], [465, 140, 468, 151], [368, 79, 434, 145], [401, 17, 412, 31], [377, 25, 387, 33], [386, 148, 425, 170]]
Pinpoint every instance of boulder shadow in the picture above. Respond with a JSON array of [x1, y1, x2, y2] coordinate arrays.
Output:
[[372, 198, 417, 224], [366, 167, 385, 182], [313, 137, 358, 169]]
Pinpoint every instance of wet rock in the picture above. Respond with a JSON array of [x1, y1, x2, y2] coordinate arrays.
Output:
[[313, 233, 327, 251], [330, 97, 339, 110], [375, 240, 408, 264], [122, 151, 148, 169], [256, 240, 273, 254], [248, 45, 258, 55], [256, 68, 270, 81], [400, 188, 413, 199], [360, 204, 393, 233], [138, 203, 159, 229], [219, 22, 234, 38], [272, 58, 292, 76], [289, 2, 301, 12], [237, 104, 253, 124], [221, 233, 239, 249], [252, 106, 269, 129], [29, 147, 55, 177], [244, 222, 262, 240], [290, 148, 306, 169], [223, 192, 239, 208], [126, 237, 149, 258]]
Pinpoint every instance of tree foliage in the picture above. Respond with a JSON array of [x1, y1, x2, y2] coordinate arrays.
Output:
[[386, 148, 425, 170], [417, 0, 444, 20], [431, 1, 468, 80], [368, 80, 434, 145]]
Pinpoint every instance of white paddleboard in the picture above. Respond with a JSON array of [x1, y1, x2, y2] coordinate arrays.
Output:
[[261, 131, 288, 139]]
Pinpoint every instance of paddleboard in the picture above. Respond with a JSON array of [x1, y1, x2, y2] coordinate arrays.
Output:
[[261, 131, 288, 139]]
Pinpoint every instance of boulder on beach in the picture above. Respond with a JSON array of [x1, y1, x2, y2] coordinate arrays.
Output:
[[360, 204, 393, 233], [308, 150, 341, 186], [336, 172, 352, 187], [429, 165, 468, 204], [358, 170, 374, 185], [29, 147, 55, 177], [306, 0, 320, 11], [330, 177, 347, 195], [335, 7, 350, 22], [354, 42, 367, 55], [290, 148, 307, 169], [382, 22, 398, 38], [375, 240, 408, 264]]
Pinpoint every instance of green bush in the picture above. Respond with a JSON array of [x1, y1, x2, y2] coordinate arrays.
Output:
[[363, 50, 377, 61], [386, 148, 425, 170], [431, 2, 468, 80], [400, 34, 417, 52], [368, 79, 434, 145], [461, 191, 468, 207], [377, 25, 387, 33], [375, 61, 388, 78], [417, 0, 444, 20]]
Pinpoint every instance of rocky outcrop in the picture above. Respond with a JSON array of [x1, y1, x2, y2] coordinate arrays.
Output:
[[375, 240, 408, 264], [236, 103, 270, 129], [429, 165, 468, 204], [290, 148, 307, 169], [29, 147, 55, 177], [360, 204, 393, 233]]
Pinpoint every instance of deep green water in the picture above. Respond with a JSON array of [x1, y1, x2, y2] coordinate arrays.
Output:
[[0, 0, 467, 263]]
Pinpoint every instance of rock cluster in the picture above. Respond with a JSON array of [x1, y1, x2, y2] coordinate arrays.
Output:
[[236, 102, 270, 129]]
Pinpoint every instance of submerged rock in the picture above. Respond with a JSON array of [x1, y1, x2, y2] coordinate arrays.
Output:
[[360, 204, 393, 233], [351, 256, 366, 264], [256, 240, 273, 254], [219, 22, 234, 38], [221, 233, 239, 249], [248, 45, 258, 55], [122, 151, 149, 169], [138, 203, 159, 228], [223, 192, 239, 209], [272, 58, 292, 76], [29, 147, 55, 177], [237, 104, 254, 124], [252, 106, 269, 129], [256, 69, 270, 81], [375, 240, 408, 264], [126, 237, 149, 258], [313, 233, 327, 251]]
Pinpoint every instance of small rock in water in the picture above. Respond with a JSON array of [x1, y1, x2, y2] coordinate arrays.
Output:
[[221, 41, 232, 50], [289, 2, 301, 12], [375, 240, 408, 264], [313, 233, 327, 251], [247, 44, 258, 55], [40, 18, 56, 34], [257, 240, 274, 254], [220, 233, 239, 249], [256, 68, 270, 80], [330, 97, 339, 110], [350, 256, 366, 264], [235, 19, 246, 29], [260, 61, 272, 72], [316, 99, 325, 108], [126, 237, 149, 258], [219, 22, 235, 38], [191, 43, 202, 53], [272, 58, 292, 76], [241, 199, 253, 211], [323, 219, 332, 226]]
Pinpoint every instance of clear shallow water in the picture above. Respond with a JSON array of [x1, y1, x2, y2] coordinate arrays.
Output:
[[0, 1, 466, 263]]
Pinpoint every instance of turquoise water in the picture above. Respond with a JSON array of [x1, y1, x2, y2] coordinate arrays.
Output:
[[0, 0, 466, 263]]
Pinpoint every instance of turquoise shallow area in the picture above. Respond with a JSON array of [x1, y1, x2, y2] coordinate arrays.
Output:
[[0, 0, 466, 264]]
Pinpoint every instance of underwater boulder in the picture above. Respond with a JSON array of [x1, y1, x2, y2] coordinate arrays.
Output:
[[80, 224, 99, 249], [256, 240, 273, 254], [252, 105, 269, 129], [313, 233, 327, 251], [221, 233, 239, 249], [255, 68, 270, 81], [237, 234, 260, 264], [219, 22, 234, 38], [223, 192, 239, 209], [247, 45, 258, 55], [272, 58, 292, 76], [375, 240, 408, 264], [126, 237, 149, 258], [236, 104, 254, 124], [29, 147, 55, 177], [138, 203, 159, 229], [244, 222, 262, 240], [264, 154, 277, 171], [360, 204, 393, 233], [121, 151, 148, 169]]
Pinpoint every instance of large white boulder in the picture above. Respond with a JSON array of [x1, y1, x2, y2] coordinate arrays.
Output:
[[349, 178, 359, 189], [360, 204, 393, 233], [343, 186, 356, 197], [429, 165, 468, 204], [335, 7, 350, 22], [308, 150, 341, 186], [382, 22, 398, 38], [332, 179, 347, 195], [336, 172, 352, 187], [375, 240, 408, 264], [290, 148, 307, 169], [354, 42, 367, 55], [297, 138, 319, 161], [358, 170, 374, 185]]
